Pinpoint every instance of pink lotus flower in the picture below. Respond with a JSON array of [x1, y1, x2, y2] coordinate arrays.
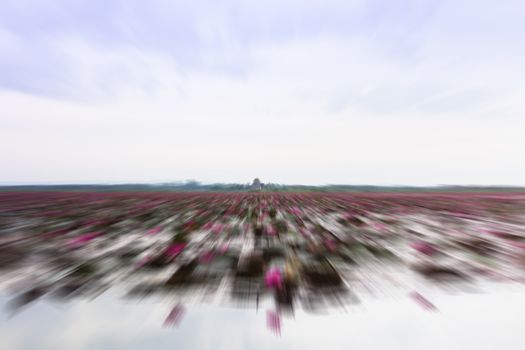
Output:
[[486, 230, 507, 238], [199, 250, 215, 264], [409, 241, 436, 256], [67, 232, 103, 248], [164, 303, 185, 327], [164, 243, 187, 257], [510, 241, 525, 250], [135, 255, 152, 268], [290, 206, 302, 216], [325, 238, 336, 251], [372, 222, 387, 232], [266, 226, 277, 236], [147, 226, 162, 235], [184, 220, 195, 229], [211, 224, 224, 235], [409, 291, 438, 311], [266, 310, 281, 336], [265, 267, 283, 289], [219, 243, 229, 254]]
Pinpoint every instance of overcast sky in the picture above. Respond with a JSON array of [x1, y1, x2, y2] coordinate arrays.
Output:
[[1, 0, 524, 185]]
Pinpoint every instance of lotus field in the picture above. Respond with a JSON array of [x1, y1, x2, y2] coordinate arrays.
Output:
[[1, 191, 525, 330]]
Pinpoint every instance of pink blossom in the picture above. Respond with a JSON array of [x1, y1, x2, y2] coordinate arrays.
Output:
[[147, 226, 162, 235], [163, 303, 185, 327], [409, 241, 436, 256], [325, 238, 336, 251], [265, 267, 283, 289], [135, 255, 152, 268], [266, 310, 281, 336], [67, 232, 103, 248], [199, 250, 215, 264], [510, 241, 525, 250], [266, 226, 277, 236], [372, 222, 387, 232], [164, 243, 187, 257], [290, 206, 302, 216], [486, 230, 507, 238], [409, 291, 438, 311], [211, 223, 224, 235], [219, 243, 229, 254]]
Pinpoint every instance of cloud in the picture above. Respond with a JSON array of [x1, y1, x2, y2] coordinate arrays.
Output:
[[1, 0, 524, 184]]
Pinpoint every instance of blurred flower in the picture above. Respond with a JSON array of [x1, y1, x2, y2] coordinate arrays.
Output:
[[164, 243, 187, 257], [265, 267, 283, 289], [163, 303, 185, 327], [67, 232, 102, 248], [409, 291, 438, 311], [266, 310, 281, 336], [147, 226, 162, 235], [410, 241, 436, 256]]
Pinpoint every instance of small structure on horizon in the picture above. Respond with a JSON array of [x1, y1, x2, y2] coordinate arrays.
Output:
[[251, 178, 263, 191]]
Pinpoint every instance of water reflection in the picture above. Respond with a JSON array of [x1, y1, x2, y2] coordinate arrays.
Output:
[[2, 286, 525, 350]]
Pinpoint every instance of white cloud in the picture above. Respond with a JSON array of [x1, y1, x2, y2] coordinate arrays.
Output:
[[1, 1, 524, 185]]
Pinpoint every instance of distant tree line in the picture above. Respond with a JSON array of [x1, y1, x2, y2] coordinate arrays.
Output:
[[1, 181, 524, 193]]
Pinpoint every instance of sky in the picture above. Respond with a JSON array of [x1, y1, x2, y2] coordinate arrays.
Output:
[[1, 0, 524, 186]]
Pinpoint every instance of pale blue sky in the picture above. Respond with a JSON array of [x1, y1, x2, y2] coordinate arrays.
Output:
[[1, 0, 524, 185]]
